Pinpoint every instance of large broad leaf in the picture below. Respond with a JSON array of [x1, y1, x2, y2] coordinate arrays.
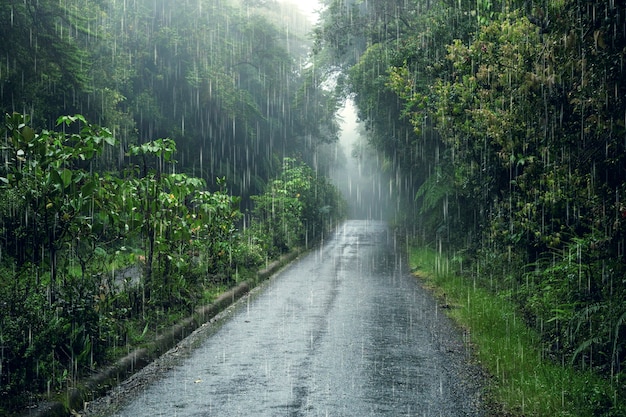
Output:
[[102, 134, 116, 146], [50, 169, 64, 189], [50, 168, 73, 190], [60, 168, 72, 188], [57, 114, 87, 126], [94, 246, 107, 257], [21, 126, 35, 141], [81, 180, 97, 197]]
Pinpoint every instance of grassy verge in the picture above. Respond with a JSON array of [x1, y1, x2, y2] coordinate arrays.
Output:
[[409, 245, 619, 417]]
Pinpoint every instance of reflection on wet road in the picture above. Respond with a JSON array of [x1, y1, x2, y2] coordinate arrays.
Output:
[[106, 220, 482, 416]]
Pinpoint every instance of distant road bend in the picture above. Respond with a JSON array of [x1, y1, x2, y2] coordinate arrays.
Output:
[[86, 220, 485, 416]]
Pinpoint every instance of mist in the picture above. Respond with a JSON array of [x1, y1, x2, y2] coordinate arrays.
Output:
[[330, 99, 394, 221]]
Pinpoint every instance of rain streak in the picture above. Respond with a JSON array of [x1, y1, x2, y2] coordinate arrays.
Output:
[[0, 1, 624, 416]]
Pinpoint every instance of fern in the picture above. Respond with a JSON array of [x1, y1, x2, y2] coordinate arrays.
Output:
[[612, 309, 626, 375], [569, 303, 606, 337], [571, 336, 603, 365], [415, 167, 453, 214]]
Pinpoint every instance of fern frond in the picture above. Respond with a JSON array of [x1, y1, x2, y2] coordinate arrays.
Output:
[[612, 309, 626, 372], [571, 336, 603, 365], [415, 167, 453, 214]]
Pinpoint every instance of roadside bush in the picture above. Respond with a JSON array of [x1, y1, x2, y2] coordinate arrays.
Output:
[[232, 238, 265, 270], [0, 116, 344, 414], [0, 264, 48, 410], [0, 263, 105, 410], [251, 158, 345, 255]]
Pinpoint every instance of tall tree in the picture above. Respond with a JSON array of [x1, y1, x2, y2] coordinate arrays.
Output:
[[0, 0, 96, 123]]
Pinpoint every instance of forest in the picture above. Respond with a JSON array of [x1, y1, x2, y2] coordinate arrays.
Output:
[[0, 0, 346, 412], [314, 0, 626, 415], [3, 0, 626, 414]]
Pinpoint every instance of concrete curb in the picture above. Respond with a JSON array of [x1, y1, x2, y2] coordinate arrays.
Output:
[[21, 248, 303, 417]]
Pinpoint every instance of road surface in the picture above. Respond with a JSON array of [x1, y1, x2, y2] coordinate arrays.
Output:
[[86, 220, 485, 416]]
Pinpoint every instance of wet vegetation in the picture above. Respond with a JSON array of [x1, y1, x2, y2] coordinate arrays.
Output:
[[314, 0, 626, 415], [411, 246, 618, 416], [3, 0, 626, 414], [0, 0, 345, 413]]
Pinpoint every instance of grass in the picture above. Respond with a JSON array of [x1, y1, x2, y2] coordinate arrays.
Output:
[[409, 245, 619, 417]]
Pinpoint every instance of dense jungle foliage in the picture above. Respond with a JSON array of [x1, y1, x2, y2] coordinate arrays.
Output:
[[315, 0, 626, 414], [0, 0, 346, 412]]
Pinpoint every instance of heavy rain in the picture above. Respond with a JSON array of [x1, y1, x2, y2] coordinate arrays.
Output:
[[0, 0, 624, 416]]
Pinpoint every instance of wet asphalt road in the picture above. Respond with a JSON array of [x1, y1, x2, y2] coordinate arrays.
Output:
[[97, 220, 484, 416]]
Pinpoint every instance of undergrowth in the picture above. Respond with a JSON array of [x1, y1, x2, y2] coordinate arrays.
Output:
[[409, 245, 624, 417]]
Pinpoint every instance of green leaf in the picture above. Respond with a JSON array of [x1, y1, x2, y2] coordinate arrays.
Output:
[[102, 134, 116, 146], [81, 180, 97, 197], [50, 169, 64, 189], [57, 115, 76, 126], [60, 168, 72, 188], [21, 126, 35, 141], [94, 246, 107, 257]]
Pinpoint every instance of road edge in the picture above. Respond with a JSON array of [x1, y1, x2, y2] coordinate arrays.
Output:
[[21, 248, 303, 417]]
